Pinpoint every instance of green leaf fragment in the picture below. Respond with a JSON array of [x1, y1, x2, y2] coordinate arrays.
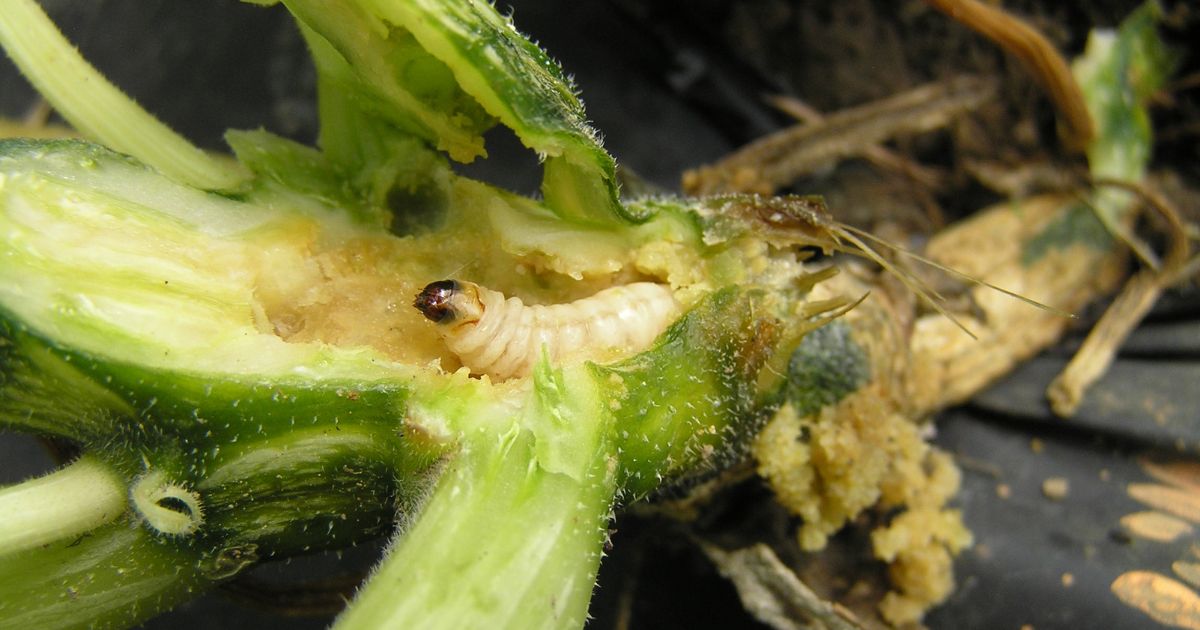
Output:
[[1021, 201, 1114, 265], [291, 0, 626, 224], [1073, 1, 1174, 183], [1023, 1, 1173, 265], [285, 0, 494, 163], [605, 288, 783, 497], [1071, 0, 1174, 230]]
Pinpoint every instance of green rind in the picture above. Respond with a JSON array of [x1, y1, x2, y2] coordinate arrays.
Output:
[[0, 519, 208, 630], [197, 426, 417, 557], [0, 321, 132, 443], [0, 310, 423, 550], [224, 129, 364, 221], [604, 287, 784, 497]]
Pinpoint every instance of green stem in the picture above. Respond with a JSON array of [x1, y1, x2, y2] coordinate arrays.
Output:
[[0, 0, 247, 190], [335, 426, 618, 630], [0, 454, 126, 557], [0, 520, 208, 629]]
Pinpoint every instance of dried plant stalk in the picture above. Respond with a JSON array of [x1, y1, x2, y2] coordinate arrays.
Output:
[[923, 0, 1095, 150], [1048, 269, 1163, 416], [766, 94, 945, 191], [1049, 179, 1192, 416], [702, 543, 865, 630], [908, 194, 1126, 412], [682, 76, 996, 196]]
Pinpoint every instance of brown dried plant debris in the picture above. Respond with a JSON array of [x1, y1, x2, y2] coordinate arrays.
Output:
[[1049, 178, 1192, 417], [681, 76, 997, 197], [703, 543, 865, 630], [764, 93, 946, 192], [747, 186, 1129, 625], [922, 0, 1095, 150]]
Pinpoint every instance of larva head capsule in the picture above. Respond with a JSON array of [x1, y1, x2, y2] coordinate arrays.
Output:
[[414, 279, 483, 325]]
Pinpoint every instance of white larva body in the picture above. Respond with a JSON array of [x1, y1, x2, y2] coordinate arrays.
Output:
[[430, 281, 679, 380]]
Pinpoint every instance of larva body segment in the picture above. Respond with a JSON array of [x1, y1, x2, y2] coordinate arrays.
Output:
[[415, 280, 679, 380]]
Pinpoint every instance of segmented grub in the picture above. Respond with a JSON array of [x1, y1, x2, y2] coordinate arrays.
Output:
[[414, 280, 679, 380]]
